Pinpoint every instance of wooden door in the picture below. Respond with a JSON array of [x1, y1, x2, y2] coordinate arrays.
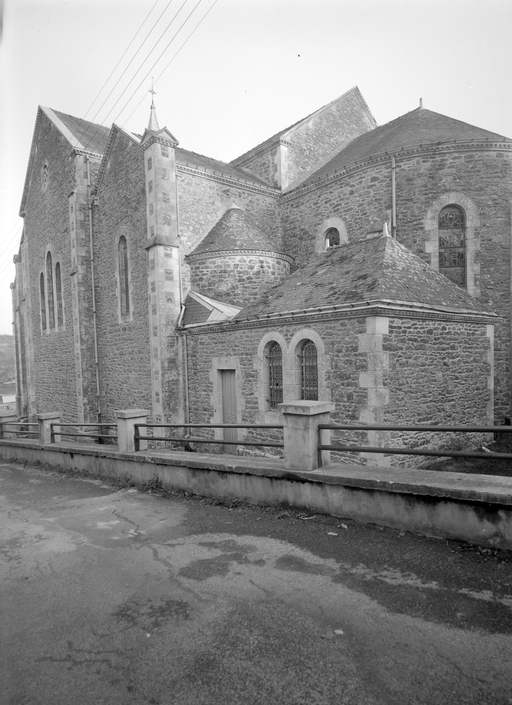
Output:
[[221, 370, 237, 454]]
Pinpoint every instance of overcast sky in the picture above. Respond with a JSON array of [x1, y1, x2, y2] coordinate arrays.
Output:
[[1, 0, 511, 336]]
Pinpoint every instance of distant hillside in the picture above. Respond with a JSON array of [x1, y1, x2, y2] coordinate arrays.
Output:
[[0, 335, 15, 383]]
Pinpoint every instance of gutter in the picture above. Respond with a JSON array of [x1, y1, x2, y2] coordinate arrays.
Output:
[[86, 156, 102, 424]]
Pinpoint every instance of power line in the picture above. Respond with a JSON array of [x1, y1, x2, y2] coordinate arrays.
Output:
[[81, 0, 190, 153], [121, 0, 219, 127], [111, 0, 205, 128], [84, 0, 176, 127], [83, 0, 162, 121], [0, 225, 23, 263]]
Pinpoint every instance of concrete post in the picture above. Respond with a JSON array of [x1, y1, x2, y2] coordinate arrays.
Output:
[[278, 400, 335, 471], [116, 409, 149, 452], [38, 413, 61, 444]]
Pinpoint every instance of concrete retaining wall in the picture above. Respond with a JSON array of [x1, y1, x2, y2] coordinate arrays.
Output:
[[1, 438, 511, 550]]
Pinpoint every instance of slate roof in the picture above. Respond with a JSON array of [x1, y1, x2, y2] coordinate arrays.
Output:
[[46, 109, 273, 188], [182, 291, 241, 326], [236, 234, 496, 321], [189, 206, 285, 257], [302, 107, 512, 186], [231, 86, 376, 165], [52, 110, 111, 154], [175, 147, 272, 187]]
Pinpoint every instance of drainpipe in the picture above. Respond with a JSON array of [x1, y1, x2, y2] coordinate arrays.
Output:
[[391, 156, 397, 239], [85, 156, 102, 424], [175, 166, 190, 426]]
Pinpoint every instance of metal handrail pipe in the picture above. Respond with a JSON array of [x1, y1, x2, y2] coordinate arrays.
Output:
[[135, 423, 284, 429], [318, 444, 512, 459], [57, 431, 118, 440], [135, 435, 284, 449], [318, 424, 512, 433], [52, 423, 117, 428]]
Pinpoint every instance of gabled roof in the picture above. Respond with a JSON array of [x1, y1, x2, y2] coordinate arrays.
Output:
[[20, 106, 112, 216], [189, 205, 287, 258], [176, 147, 273, 188], [236, 234, 496, 321], [302, 107, 512, 186], [50, 109, 111, 154], [182, 290, 241, 327], [231, 86, 376, 166]]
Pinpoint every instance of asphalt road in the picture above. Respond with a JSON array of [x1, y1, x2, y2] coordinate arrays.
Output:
[[1, 460, 512, 705]]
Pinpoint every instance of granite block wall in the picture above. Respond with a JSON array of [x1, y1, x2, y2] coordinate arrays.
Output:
[[280, 147, 512, 415], [21, 111, 86, 421], [93, 130, 152, 423]]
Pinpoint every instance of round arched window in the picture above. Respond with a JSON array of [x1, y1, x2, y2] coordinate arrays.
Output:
[[324, 228, 340, 249], [438, 205, 466, 288]]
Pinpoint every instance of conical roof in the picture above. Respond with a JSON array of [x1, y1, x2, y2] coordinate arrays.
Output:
[[236, 234, 496, 320], [303, 107, 512, 186], [190, 206, 283, 257]]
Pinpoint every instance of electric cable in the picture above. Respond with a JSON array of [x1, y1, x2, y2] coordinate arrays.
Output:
[[83, 0, 162, 121], [121, 0, 219, 127], [80, 0, 191, 153], [110, 0, 204, 128], [84, 0, 176, 128]]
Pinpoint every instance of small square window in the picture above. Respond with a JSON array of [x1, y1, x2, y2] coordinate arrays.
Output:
[[148, 180, 153, 193], [161, 146, 169, 158], [147, 157, 153, 171]]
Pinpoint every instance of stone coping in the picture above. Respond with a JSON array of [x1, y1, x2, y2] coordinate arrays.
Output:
[[1, 438, 511, 507]]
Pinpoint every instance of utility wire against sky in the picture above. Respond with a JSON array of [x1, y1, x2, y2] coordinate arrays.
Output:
[[83, 0, 162, 121], [80, 0, 203, 154], [121, 0, 219, 127], [84, 0, 178, 128], [110, 0, 206, 128]]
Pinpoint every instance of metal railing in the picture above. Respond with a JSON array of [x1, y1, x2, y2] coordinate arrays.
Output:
[[0, 422, 38, 439], [134, 423, 284, 453], [318, 423, 512, 463], [50, 423, 118, 444]]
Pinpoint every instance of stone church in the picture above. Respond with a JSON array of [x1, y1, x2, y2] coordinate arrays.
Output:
[[12, 86, 512, 462]]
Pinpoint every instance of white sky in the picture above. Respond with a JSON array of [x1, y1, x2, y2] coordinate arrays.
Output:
[[1, 0, 511, 336]]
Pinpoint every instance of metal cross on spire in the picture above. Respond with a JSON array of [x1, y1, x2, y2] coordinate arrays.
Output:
[[147, 78, 160, 131]]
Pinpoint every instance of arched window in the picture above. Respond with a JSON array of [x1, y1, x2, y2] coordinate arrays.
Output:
[[118, 236, 130, 317], [324, 227, 340, 249], [55, 262, 64, 328], [267, 342, 283, 410], [438, 205, 466, 288], [46, 252, 55, 329], [40, 273, 47, 331], [299, 340, 318, 400]]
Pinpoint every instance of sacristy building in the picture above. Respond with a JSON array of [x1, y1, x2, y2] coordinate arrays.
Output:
[[11, 86, 512, 461]]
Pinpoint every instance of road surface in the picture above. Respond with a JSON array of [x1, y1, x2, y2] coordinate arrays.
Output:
[[1, 460, 512, 705]]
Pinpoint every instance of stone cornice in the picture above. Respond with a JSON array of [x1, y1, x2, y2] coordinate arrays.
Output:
[[179, 299, 498, 334], [281, 139, 512, 202], [186, 249, 293, 264], [176, 163, 279, 196], [142, 133, 179, 150]]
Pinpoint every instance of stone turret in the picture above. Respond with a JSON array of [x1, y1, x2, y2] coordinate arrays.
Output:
[[187, 204, 292, 307], [140, 101, 182, 423]]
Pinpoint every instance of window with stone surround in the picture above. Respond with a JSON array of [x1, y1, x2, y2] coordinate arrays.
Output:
[[118, 236, 131, 319], [299, 339, 318, 400], [266, 342, 283, 410], [40, 273, 47, 331], [438, 205, 466, 288], [424, 192, 480, 298], [46, 252, 55, 329], [55, 262, 64, 328], [324, 227, 340, 249]]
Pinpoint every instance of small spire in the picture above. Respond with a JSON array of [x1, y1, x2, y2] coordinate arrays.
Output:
[[419, 97, 423, 109], [148, 78, 160, 131]]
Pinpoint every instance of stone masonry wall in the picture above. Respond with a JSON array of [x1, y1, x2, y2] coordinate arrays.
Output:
[[285, 90, 376, 188], [183, 312, 491, 464], [235, 146, 280, 188], [381, 316, 492, 464], [189, 254, 290, 307], [280, 148, 512, 416], [176, 168, 281, 295], [94, 130, 152, 423], [22, 111, 84, 422]]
